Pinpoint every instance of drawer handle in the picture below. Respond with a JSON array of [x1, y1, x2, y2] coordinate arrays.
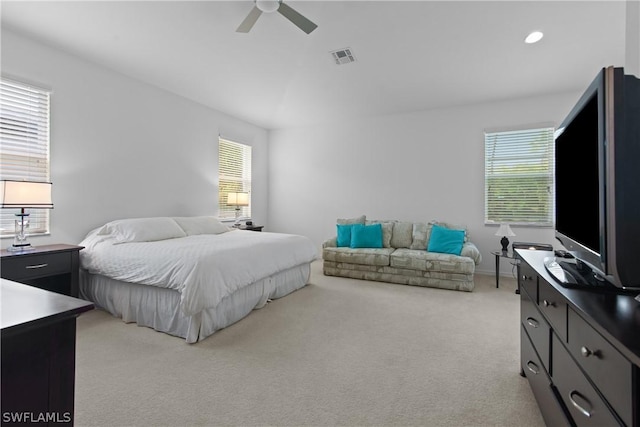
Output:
[[526, 317, 539, 328], [526, 361, 540, 375], [580, 346, 600, 358], [522, 275, 533, 281], [25, 263, 48, 269], [569, 390, 593, 418], [542, 299, 555, 307]]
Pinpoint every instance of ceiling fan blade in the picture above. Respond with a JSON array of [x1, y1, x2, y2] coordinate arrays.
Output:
[[236, 6, 262, 33], [277, 2, 317, 34]]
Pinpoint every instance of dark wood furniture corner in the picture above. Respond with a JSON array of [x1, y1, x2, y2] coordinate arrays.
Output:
[[0, 244, 84, 297], [238, 224, 264, 232], [517, 249, 640, 426], [1, 279, 93, 426]]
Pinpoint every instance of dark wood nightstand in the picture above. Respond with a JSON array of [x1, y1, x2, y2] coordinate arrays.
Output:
[[0, 244, 84, 297], [238, 225, 264, 232]]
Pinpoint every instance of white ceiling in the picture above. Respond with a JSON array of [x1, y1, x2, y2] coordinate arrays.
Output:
[[0, 1, 627, 130]]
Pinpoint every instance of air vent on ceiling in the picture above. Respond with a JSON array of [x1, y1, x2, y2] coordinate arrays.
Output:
[[331, 48, 356, 65]]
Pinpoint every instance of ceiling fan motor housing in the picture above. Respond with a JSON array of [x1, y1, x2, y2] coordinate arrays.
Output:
[[256, 0, 280, 13]]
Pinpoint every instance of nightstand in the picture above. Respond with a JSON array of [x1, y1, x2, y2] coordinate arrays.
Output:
[[0, 244, 84, 297], [238, 224, 264, 232]]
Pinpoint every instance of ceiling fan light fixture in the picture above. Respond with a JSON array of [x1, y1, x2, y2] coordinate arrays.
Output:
[[237, 0, 317, 34], [524, 31, 544, 44], [256, 0, 280, 14]]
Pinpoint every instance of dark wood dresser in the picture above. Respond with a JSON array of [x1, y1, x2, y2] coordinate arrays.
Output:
[[1, 279, 93, 426], [518, 249, 640, 426], [0, 244, 83, 297]]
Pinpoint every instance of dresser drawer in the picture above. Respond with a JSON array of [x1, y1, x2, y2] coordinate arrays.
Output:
[[519, 262, 537, 302], [567, 307, 633, 426], [538, 278, 567, 342], [521, 287, 551, 371], [521, 325, 570, 426], [552, 333, 620, 426], [1, 252, 71, 281]]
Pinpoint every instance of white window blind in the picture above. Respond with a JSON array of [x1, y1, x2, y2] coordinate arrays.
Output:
[[218, 138, 252, 219], [484, 127, 554, 226], [0, 78, 51, 237]]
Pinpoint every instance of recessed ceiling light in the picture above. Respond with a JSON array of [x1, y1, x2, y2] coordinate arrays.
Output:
[[525, 31, 544, 44]]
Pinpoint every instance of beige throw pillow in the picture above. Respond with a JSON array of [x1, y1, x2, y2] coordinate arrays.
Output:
[[337, 215, 366, 225], [391, 222, 413, 248], [410, 222, 431, 250]]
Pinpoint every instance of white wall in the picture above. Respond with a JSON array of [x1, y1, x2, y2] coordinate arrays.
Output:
[[1, 30, 268, 247], [626, 0, 640, 77], [268, 92, 582, 276]]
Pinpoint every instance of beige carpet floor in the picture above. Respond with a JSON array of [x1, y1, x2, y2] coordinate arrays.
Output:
[[74, 260, 544, 427]]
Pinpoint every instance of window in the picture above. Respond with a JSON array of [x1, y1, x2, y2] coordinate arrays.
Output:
[[0, 78, 51, 237], [218, 138, 252, 220], [484, 127, 554, 226]]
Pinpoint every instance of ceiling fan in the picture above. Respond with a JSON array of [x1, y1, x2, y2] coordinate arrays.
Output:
[[236, 0, 318, 34]]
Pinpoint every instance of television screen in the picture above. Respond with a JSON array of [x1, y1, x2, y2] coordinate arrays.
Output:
[[552, 67, 640, 290], [555, 94, 600, 255]]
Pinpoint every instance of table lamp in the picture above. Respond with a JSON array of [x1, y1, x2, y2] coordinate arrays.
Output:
[[495, 223, 515, 252], [0, 180, 53, 251], [226, 192, 249, 227]]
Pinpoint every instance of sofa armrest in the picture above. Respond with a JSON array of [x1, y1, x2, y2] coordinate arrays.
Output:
[[323, 237, 337, 248], [461, 242, 482, 265]]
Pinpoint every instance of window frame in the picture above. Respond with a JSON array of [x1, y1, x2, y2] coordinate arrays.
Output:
[[218, 137, 252, 221], [484, 126, 555, 227], [0, 77, 52, 238]]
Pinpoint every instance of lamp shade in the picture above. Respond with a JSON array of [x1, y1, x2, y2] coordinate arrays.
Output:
[[495, 223, 515, 237], [0, 180, 53, 209], [226, 192, 249, 207]]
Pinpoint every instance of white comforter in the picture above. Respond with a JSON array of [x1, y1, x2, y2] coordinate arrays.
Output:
[[79, 230, 318, 316]]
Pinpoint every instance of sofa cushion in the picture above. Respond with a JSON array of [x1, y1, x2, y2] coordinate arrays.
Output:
[[323, 247, 394, 266], [409, 222, 431, 250], [391, 221, 413, 248], [350, 224, 383, 248], [427, 224, 465, 255], [336, 224, 353, 247], [366, 220, 394, 247], [337, 215, 366, 225], [389, 248, 475, 274], [431, 220, 469, 242]]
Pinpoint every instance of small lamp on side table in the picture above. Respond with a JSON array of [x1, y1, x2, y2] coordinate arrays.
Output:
[[495, 223, 515, 252], [0, 180, 54, 251], [226, 192, 249, 227]]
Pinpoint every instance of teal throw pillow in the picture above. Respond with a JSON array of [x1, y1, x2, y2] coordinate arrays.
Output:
[[336, 224, 353, 247], [427, 224, 465, 255], [350, 223, 383, 248]]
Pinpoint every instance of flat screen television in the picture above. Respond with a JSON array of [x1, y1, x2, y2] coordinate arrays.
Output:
[[550, 66, 640, 291]]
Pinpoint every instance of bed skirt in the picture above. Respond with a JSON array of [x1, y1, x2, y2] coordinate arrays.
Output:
[[79, 263, 311, 343]]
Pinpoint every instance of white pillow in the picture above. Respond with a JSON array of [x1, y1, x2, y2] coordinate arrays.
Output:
[[99, 217, 187, 243], [173, 216, 230, 236]]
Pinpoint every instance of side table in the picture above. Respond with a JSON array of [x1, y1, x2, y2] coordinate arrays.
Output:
[[491, 250, 517, 290], [0, 244, 84, 297]]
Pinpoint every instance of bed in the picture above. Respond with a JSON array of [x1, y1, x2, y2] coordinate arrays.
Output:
[[78, 216, 318, 343]]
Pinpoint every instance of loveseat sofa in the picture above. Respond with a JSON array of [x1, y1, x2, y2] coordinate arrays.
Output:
[[322, 215, 482, 292]]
